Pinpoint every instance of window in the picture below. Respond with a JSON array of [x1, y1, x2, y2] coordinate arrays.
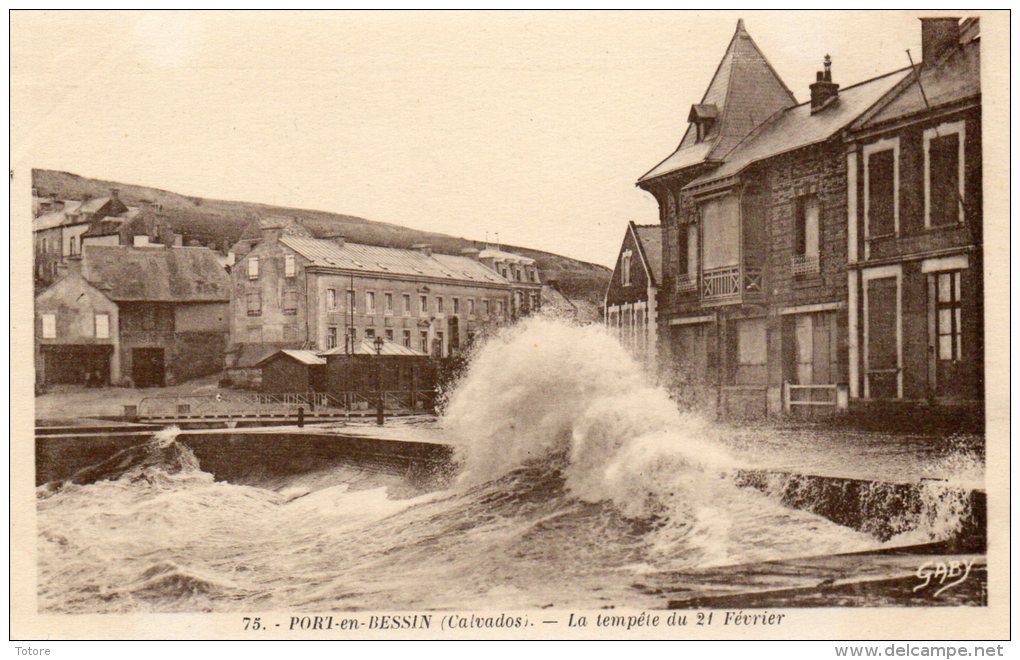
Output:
[[248, 256, 259, 280], [864, 139, 899, 239], [284, 254, 296, 278], [384, 293, 393, 314], [496, 300, 504, 315], [700, 195, 740, 270], [936, 271, 963, 361], [515, 268, 522, 282], [283, 289, 298, 315], [621, 250, 632, 286], [347, 289, 356, 312], [793, 195, 821, 275], [453, 298, 460, 314], [436, 331, 445, 357], [403, 330, 412, 348], [419, 331, 429, 353], [95, 313, 110, 339], [420, 295, 428, 314], [327, 326, 338, 349], [402, 294, 411, 316], [366, 291, 376, 314], [482, 299, 490, 316], [41, 313, 56, 339], [385, 328, 394, 341], [925, 121, 965, 228], [531, 269, 539, 283], [365, 328, 375, 339], [437, 297, 444, 314], [326, 288, 337, 311], [246, 292, 262, 316], [468, 299, 475, 315]]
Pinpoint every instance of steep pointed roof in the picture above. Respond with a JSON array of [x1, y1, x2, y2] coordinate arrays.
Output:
[[639, 19, 797, 184]]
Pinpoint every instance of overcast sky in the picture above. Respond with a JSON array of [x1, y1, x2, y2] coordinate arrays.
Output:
[[13, 11, 947, 266]]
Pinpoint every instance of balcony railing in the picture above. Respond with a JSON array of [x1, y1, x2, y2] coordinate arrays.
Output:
[[676, 273, 698, 293], [702, 266, 740, 301], [791, 253, 820, 275]]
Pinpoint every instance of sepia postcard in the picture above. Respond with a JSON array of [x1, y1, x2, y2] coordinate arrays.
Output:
[[9, 9, 1010, 643]]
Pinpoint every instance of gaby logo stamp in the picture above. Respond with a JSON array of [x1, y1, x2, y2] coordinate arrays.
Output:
[[914, 559, 976, 598]]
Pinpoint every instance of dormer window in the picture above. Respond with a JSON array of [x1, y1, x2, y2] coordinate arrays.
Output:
[[688, 104, 719, 142]]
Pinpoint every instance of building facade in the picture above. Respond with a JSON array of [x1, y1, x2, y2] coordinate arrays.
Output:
[[229, 224, 519, 364], [34, 244, 232, 388], [845, 18, 982, 405], [476, 247, 543, 319], [638, 18, 976, 417], [604, 222, 662, 369]]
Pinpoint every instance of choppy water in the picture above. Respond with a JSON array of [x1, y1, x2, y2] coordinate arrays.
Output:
[[36, 318, 981, 612]]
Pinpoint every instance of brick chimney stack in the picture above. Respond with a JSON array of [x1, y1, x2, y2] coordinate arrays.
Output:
[[920, 17, 961, 64], [809, 55, 839, 114], [261, 222, 284, 245]]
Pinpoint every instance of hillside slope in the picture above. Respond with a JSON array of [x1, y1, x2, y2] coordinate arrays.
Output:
[[32, 169, 611, 304]]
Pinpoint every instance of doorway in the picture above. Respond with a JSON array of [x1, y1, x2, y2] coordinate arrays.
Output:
[[132, 348, 166, 387]]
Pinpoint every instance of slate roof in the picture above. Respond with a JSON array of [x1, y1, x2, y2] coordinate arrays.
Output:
[[685, 67, 911, 190], [81, 216, 127, 238], [32, 200, 82, 232], [320, 338, 428, 357], [281, 236, 508, 286], [854, 35, 979, 130], [632, 223, 663, 285], [81, 245, 231, 302], [639, 19, 797, 184]]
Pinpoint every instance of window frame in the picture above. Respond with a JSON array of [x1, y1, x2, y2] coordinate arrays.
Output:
[[248, 256, 260, 280], [862, 137, 900, 249], [621, 249, 632, 287], [41, 313, 56, 339], [326, 288, 337, 311], [923, 120, 966, 229], [284, 254, 296, 278], [95, 312, 110, 339]]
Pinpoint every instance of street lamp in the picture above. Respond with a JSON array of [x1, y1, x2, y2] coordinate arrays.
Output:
[[373, 335, 385, 426]]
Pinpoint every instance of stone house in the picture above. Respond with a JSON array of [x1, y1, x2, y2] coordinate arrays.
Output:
[[604, 222, 662, 370], [33, 245, 232, 387], [228, 224, 517, 371], [637, 19, 915, 416]]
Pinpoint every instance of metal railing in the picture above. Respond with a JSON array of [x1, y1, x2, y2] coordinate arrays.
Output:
[[791, 253, 820, 275], [136, 390, 437, 418], [676, 273, 698, 293]]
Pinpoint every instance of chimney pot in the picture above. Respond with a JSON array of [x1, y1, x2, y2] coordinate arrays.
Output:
[[809, 55, 839, 113], [920, 17, 961, 64]]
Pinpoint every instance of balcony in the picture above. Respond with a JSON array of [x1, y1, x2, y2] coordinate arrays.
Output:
[[701, 266, 764, 305], [791, 254, 820, 276], [676, 273, 698, 294]]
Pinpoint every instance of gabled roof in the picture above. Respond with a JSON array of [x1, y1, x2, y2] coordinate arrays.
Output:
[[853, 35, 979, 131], [280, 236, 508, 285], [685, 67, 911, 190], [255, 349, 327, 367], [81, 216, 127, 238], [320, 338, 428, 357], [631, 223, 663, 286], [81, 245, 231, 302], [639, 19, 797, 184], [32, 200, 82, 232]]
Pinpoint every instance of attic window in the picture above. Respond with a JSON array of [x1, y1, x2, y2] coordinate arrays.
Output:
[[688, 104, 719, 143]]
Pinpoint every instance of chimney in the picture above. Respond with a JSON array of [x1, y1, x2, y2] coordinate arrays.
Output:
[[412, 243, 433, 257], [261, 222, 284, 245], [809, 55, 839, 113], [110, 188, 120, 202], [460, 247, 480, 259], [920, 17, 961, 64], [321, 232, 345, 248]]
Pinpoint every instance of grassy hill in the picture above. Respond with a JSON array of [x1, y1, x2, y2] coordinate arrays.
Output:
[[33, 169, 611, 305]]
